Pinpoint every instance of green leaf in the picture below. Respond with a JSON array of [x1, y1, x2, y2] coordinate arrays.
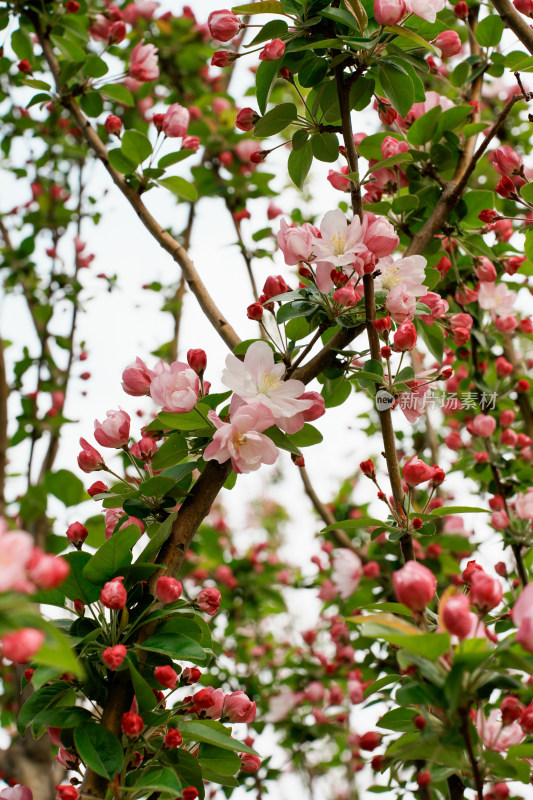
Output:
[[99, 84, 135, 107], [430, 505, 487, 516], [321, 517, 385, 532], [475, 14, 504, 47], [361, 625, 451, 659], [521, 183, 533, 204], [20, 78, 51, 91], [179, 720, 259, 755], [121, 130, 152, 167], [198, 744, 242, 776], [288, 423, 323, 447], [349, 76, 375, 111], [415, 318, 443, 363], [365, 152, 412, 175], [384, 24, 440, 54], [461, 189, 495, 226], [75, 723, 123, 779], [322, 377, 351, 408], [11, 28, 34, 61], [108, 148, 137, 174], [298, 57, 329, 88], [264, 426, 300, 456], [18, 681, 71, 735], [344, 0, 368, 33], [158, 177, 198, 202], [61, 551, 101, 604], [157, 150, 194, 169], [50, 35, 86, 62], [137, 513, 177, 566], [80, 91, 104, 118], [134, 767, 182, 796], [83, 55, 108, 78], [288, 141, 313, 189], [44, 469, 85, 507], [151, 435, 188, 470], [157, 404, 211, 431], [232, 0, 284, 11], [83, 524, 143, 585], [33, 706, 92, 729], [378, 707, 417, 732], [128, 661, 157, 712], [434, 106, 472, 140], [395, 366, 415, 383], [256, 59, 280, 115], [248, 18, 289, 45], [377, 63, 414, 118], [140, 476, 176, 498], [407, 105, 441, 146], [254, 103, 297, 137], [310, 131, 339, 162], [139, 632, 208, 665]]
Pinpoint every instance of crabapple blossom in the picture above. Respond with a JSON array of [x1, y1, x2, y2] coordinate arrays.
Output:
[[156, 576, 183, 603], [102, 645, 127, 670], [442, 594, 472, 639], [277, 219, 316, 265], [150, 362, 200, 413], [476, 709, 525, 751], [77, 438, 104, 472], [100, 577, 127, 610], [222, 341, 313, 427], [402, 457, 434, 486], [129, 41, 159, 82], [196, 587, 221, 615], [512, 583, 533, 651], [331, 549, 363, 599], [478, 282, 516, 317], [393, 561, 436, 610], [94, 410, 130, 448], [223, 691, 256, 722], [0, 524, 35, 593], [1, 628, 45, 663], [207, 9, 241, 41], [204, 404, 278, 473], [374, 0, 406, 25], [162, 104, 190, 138]]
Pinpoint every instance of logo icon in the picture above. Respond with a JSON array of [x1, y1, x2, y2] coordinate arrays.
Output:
[[376, 390, 395, 411]]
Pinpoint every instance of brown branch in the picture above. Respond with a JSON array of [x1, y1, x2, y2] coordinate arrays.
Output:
[[299, 466, 364, 555], [447, 775, 464, 800], [31, 15, 242, 354], [459, 708, 484, 800], [0, 337, 7, 517], [291, 324, 365, 383], [489, 0, 533, 54]]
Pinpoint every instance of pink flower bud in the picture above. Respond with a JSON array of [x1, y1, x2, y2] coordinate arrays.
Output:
[[300, 391, 325, 422], [207, 9, 241, 41], [150, 362, 199, 414], [105, 114, 122, 137], [259, 38, 285, 61], [240, 753, 262, 772], [162, 103, 190, 138], [434, 30, 462, 56], [154, 665, 178, 688], [55, 786, 78, 800], [402, 457, 434, 487], [164, 729, 183, 747], [470, 571, 503, 612], [442, 594, 472, 639], [130, 436, 158, 460], [129, 40, 159, 82], [236, 107, 259, 132], [381, 135, 408, 159], [122, 357, 153, 396], [514, 0, 533, 14], [156, 576, 183, 604], [499, 409, 515, 426], [182, 666, 201, 684], [66, 522, 88, 546], [102, 644, 127, 670], [1, 628, 45, 663], [247, 302, 263, 320], [454, 0, 468, 17], [186, 349, 207, 375], [327, 166, 350, 191], [196, 587, 221, 615], [392, 561, 436, 611], [28, 550, 69, 589], [495, 176, 517, 198], [492, 145, 523, 176], [468, 414, 496, 438], [393, 319, 417, 351], [211, 50, 237, 67], [474, 257, 497, 282], [491, 509, 510, 529], [121, 711, 144, 737], [373, 0, 406, 24], [77, 437, 104, 472], [88, 480, 108, 497], [333, 286, 359, 306], [100, 576, 127, 609], [223, 690, 256, 722], [263, 274, 290, 299], [109, 20, 126, 42], [94, 409, 130, 448]]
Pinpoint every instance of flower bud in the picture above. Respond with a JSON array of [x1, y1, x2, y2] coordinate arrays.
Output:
[[77, 438, 104, 472], [247, 302, 264, 320], [434, 30, 461, 56], [259, 38, 285, 61], [492, 145, 523, 177], [393, 561, 436, 611], [393, 320, 417, 351], [105, 115, 122, 136], [121, 711, 144, 737], [154, 665, 178, 689], [156, 576, 183, 604], [196, 587, 221, 615], [66, 522, 88, 546], [235, 107, 259, 131], [454, 0, 468, 17], [469, 571, 503, 612], [88, 480, 108, 497], [164, 729, 183, 748], [100, 577, 127, 610], [187, 349, 207, 375], [442, 594, 472, 639], [207, 9, 241, 41], [373, 0, 406, 24], [360, 459, 376, 479], [102, 644, 127, 670], [402, 457, 434, 487]]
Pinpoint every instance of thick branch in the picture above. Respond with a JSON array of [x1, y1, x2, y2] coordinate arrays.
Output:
[[489, 0, 533, 53], [447, 775, 465, 800], [291, 325, 365, 383], [459, 708, 484, 800], [31, 16, 242, 354]]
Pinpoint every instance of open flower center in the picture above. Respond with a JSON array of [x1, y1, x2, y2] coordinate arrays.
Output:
[[380, 263, 402, 290], [258, 371, 283, 394], [234, 433, 247, 446], [330, 232, 347, 255]]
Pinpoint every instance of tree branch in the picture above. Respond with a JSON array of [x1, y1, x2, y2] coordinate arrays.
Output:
[[489, 0, 533, 53], [299, 466, 365, 555], [0, 337, 7, 517], [31, 14, 242, 354]]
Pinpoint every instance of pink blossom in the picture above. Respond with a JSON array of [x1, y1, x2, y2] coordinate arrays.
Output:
[[259, 38, 285, 61], [434, 30, 462, 56], [515, 488, 533, 520], [478, 282, 516, 317], [0, 525, 35, 593], [208, 9, 241, 41], [129, 40, 159, 82], [405, 0, 446, 22], [0, 787, 33, 800], [89, 14, 111, 41], [201, 687, 226, 719], [512, 583, 533, 652], [1, 628, 45, 663], [162, 104, 190, 138], [94, 409, 130, 448], [476, 709, 525, 752], [265, 688, 302, 722], [274, 391, 325, 435], [311, 209, 366, 272], [393, 561, 436, 610], [418, 292, 449, 324], [374, 254, 427, 294], [122, 1, 158, 25], [331, 549, 362, 599], [385, 285, 417, 323], [150, 361, 199, 413], [468, 414, 496, 438], [77, 438, 104, 472], [27, 550, 69, 590], [277, 219, 317, 265], [234, 138, 261, 163], [222, 341, 313, 425], [327, 167, 350, 191], [363, 213, 400, 258], [400, 91, 453, 127], [374, 0, 406, 24], [196, 587, 221, 615], [223, 691, 256, 722], [491, 145, 523, 177], [204, 404, 279, 474], [398, 379, 431, 423]]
